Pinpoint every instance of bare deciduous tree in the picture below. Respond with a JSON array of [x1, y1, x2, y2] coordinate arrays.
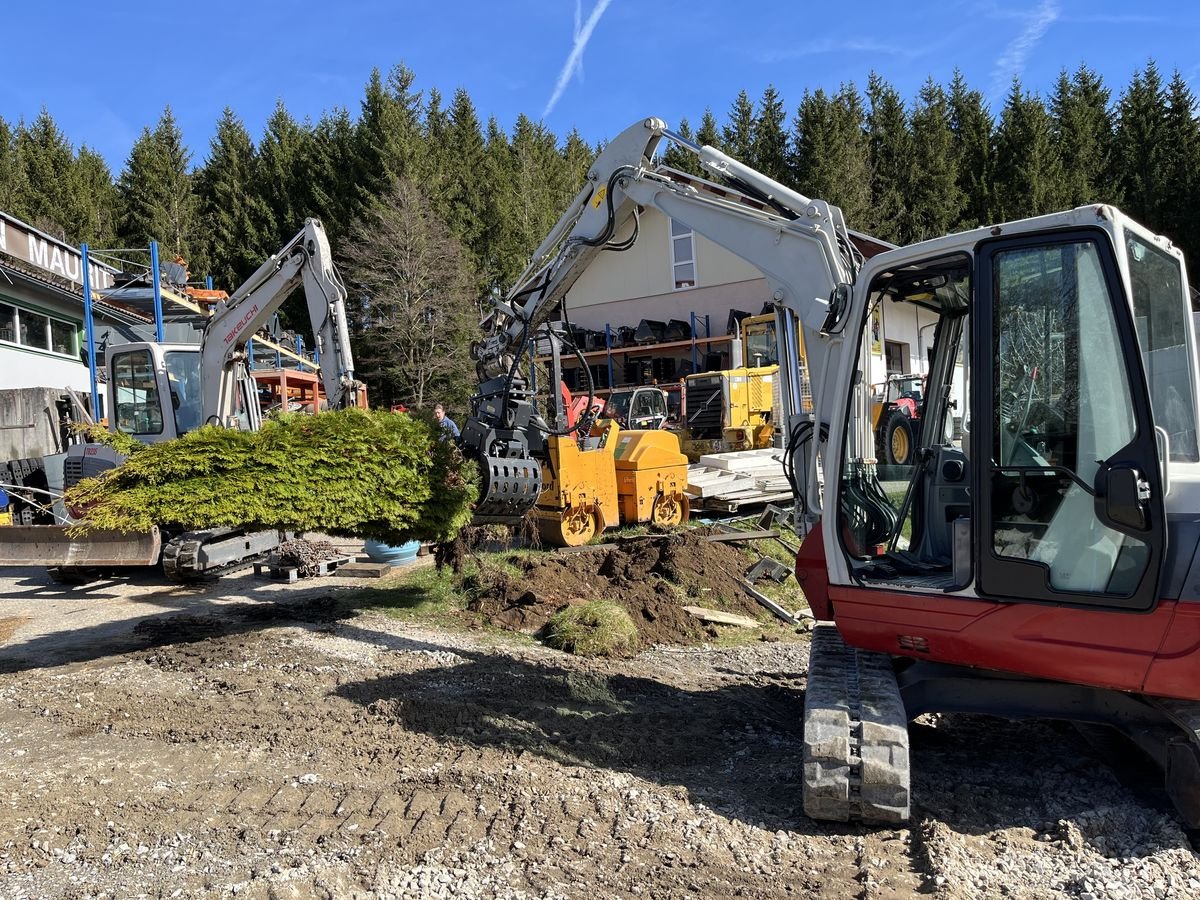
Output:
[[342, 178, 481, 411]]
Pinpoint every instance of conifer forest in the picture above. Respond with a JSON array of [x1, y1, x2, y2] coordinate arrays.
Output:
[[2, 62, 1197, 408]]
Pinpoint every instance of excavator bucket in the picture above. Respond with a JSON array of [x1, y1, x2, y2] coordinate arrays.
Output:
[[0, 525, 161, 568]]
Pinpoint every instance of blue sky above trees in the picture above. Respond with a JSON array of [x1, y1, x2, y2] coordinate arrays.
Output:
[[3, 0, 1197, 167]]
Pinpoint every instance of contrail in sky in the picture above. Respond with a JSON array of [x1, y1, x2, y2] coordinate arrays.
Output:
[[543, 0, 615, 119], [991, 0, 1061, 100]]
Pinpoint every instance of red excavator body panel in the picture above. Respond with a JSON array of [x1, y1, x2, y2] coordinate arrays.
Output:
[[796, 527, 1199, 702]]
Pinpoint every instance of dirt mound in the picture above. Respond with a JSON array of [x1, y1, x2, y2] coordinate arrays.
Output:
[[468, 531, 768, 646]]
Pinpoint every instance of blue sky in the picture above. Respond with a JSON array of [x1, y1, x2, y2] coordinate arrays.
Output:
[[3, 1, 1198, 173]]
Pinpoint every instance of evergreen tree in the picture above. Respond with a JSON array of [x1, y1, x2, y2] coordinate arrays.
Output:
[[752, 85, 789, 184], [1159, 70, 1200, 267], [908, 78, 962, 240], [72, 146, 118, 247], [1114, 61, 1167, 227], [790, 85, 871, 227], [0, 116, 22, 216], [479, 116, 516, 292], [661, 117, 701, 175], [865, 73, 913, 243], [695, 108, 721, 150], [196, 108, 272, 290], [256, 100, 308, 246], [303, 107, 358, 243], [441, 88, 488, 277], [116, 106, 199, 262], [353, 64, 423, 204], [992, 79, 1065, 219], [507, 114, 569, 279], [1050, 65, 1116, 207], [561, 127, 595, 189], [723, 90, 756, 160], [948, 69, 994, 227], [14, 109, 78, 237]]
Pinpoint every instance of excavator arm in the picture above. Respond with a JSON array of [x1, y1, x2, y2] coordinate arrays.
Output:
[[464, 116, 867, 522], [201, 219, 361, 428]]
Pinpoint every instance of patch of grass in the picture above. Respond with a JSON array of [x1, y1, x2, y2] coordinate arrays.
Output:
[[543, 601, 639, 658], [348, 564, 463, 622]]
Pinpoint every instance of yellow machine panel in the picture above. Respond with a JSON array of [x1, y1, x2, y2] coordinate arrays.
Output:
[[611, 430, 691, 526], [534, 424, 619, 546]]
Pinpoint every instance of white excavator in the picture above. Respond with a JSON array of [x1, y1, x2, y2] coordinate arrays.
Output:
[[460, 117, 1200, 827], [0, 218, 363, 580]]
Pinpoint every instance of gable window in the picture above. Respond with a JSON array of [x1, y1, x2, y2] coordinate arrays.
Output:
[[671, 218, 696, 290]]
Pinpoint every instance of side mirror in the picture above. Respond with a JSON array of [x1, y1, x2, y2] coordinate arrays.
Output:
[[1097, 465, 1151, 532]]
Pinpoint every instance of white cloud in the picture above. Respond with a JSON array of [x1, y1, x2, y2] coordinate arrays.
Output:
[[543, 0, 615, 120], [991, 0, 1061, 99]]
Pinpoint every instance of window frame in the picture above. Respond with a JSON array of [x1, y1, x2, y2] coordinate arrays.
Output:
[[670, 218, 697, 291], [0, 298, 80, 359]]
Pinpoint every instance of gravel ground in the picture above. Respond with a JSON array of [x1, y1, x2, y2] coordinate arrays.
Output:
[[0, 560, 1196, 899]]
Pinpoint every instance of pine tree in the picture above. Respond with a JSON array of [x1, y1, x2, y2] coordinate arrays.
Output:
[[116, 106, 199, 262], [790, 85, 871, 227], [695, 109, 721, 151], [661, 118, 701, 175], [752, 85, 790, 184], [256, 100, 308, 246], [908, 79, 963, 240], [441, 88, 488, 277], [1050, 66, 1116, 207], [14, 109, 78, 237], [353, 64, 423, 204], [865, 73, 913, 243], [992, 79, 1066, 219], [508, 114, 569, 280], [196, 108, 272, 290], [480, 116, 516, 293], [948, 69, 994, 227], [304, 107, 358, 243], [72, 146, 118, 247], [1114, 61, 1167, 227], [723, 90, 756, 161], [561, 128, 595, 190], [1159, 71, 1200, 268], [0, 116, 21, 215]]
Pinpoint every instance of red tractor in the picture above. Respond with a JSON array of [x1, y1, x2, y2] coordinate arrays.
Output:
[[872, 374, 924, 467]]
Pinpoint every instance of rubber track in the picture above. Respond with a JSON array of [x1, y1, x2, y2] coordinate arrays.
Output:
[[802, 623, 910, 823]]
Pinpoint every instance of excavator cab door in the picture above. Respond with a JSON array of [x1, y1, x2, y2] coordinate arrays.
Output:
[[973, 229, 1166, 611]]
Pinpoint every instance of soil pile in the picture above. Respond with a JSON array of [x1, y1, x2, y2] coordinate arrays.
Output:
[[468, 530, 771, 646]]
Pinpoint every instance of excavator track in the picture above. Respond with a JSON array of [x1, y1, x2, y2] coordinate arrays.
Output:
[[803, 623, 910, 823], [1150, 699, 1200, 829], [161, 529, 285, 581]]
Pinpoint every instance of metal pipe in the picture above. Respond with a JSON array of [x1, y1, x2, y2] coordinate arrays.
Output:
[[150, 241, 164, 343], [81, 244, 99, 416]]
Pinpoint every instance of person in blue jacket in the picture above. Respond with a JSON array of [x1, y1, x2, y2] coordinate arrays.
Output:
[[434, 403, 460, 441]]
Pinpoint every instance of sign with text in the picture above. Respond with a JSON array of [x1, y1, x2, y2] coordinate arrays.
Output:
[[0, 212, 116, 292]]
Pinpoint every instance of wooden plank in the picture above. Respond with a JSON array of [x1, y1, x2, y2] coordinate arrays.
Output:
[[702, 529, 780, 543], [335, 562, 398, 579], [682, 606, 761, 628]]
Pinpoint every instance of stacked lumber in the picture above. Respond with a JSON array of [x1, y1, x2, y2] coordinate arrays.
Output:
[[685, 449, 793, 512]]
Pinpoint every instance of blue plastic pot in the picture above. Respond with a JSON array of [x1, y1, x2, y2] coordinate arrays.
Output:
[[362, 538, 421, 565]]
